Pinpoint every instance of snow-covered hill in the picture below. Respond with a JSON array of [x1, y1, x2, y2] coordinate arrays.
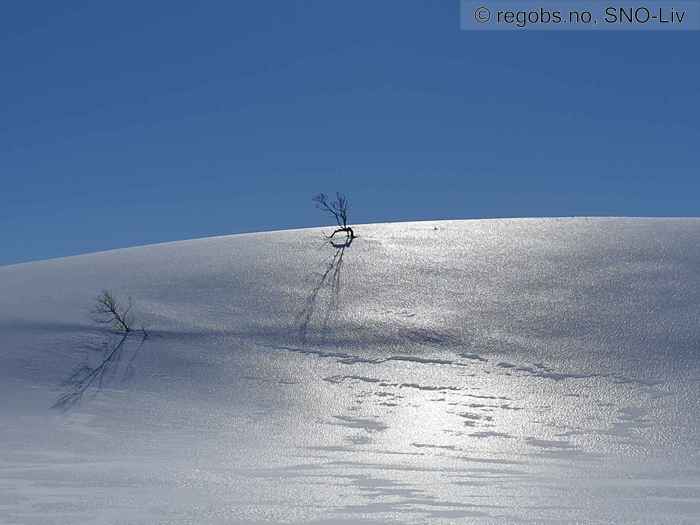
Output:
[[1, 219, 699, 524]]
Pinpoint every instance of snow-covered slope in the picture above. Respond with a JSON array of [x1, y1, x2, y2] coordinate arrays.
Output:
[[1, 219, 699, 524]]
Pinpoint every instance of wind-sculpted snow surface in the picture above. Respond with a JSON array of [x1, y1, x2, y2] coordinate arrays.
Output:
[[0, 219, 699, 524]]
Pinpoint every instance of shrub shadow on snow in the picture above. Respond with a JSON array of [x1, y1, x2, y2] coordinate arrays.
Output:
[[52, 330, 148, 411], [296, 235, 353, 343]]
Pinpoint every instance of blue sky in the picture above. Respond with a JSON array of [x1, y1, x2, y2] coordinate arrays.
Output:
[[1, 1, 698, 265]]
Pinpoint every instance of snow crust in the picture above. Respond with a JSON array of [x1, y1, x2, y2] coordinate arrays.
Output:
[[1, 218, 699, 524]]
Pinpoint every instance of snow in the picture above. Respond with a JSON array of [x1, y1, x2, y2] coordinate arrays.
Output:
[[1, 218, 699, 524]]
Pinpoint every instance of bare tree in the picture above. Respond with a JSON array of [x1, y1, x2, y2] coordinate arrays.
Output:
[[313, 192, 355, 241], [92, 290, 134, 333], [54, 291, 148, 410]]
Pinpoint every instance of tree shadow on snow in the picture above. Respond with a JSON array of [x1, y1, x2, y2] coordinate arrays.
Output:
[[52, 330, 149, 411], [296, 235, 353, 344]]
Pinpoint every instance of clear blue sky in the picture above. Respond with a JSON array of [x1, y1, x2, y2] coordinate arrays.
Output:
[[2, 1, 698, 265]]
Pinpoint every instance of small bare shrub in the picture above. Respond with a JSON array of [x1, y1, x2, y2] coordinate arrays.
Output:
[[92, 290, 134, 333], [53, 291, 147, 409], [313, 192, 356, 242]]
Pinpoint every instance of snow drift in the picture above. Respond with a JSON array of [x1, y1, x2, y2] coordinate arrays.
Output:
[[1, 218, 698, 524]]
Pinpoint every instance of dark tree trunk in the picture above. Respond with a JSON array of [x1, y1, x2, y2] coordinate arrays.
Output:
[[330, 226, 355, 240]]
